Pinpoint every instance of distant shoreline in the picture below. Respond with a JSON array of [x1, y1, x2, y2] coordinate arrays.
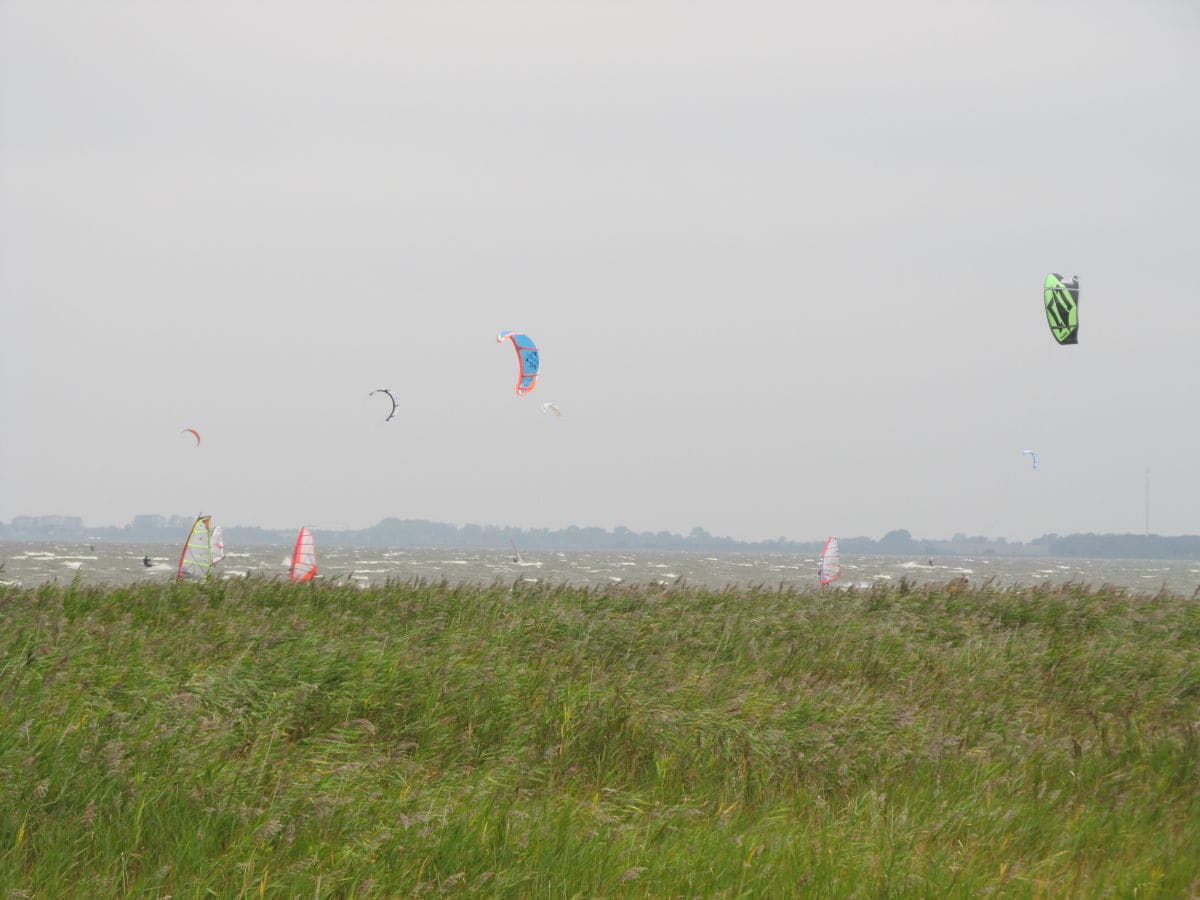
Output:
[[2, 529, 1200, 562]]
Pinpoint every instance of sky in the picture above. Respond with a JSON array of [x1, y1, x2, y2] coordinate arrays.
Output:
[[2, 0, 1198, 543]]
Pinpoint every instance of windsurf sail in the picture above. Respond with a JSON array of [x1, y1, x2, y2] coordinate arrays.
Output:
[[497, 331, 540, 395], [818, 536, 842, 586], [181, 428, 201, 446], [370, 389, 399, 422], [289, 527, 318, 582], [211, 525, 226, 562], [1022, 449, 1040, 470], [509, 538, 541, 567], [1043, 274, 1079, 345], [540, 402, 561, 417], [177, 515, 214, 580]]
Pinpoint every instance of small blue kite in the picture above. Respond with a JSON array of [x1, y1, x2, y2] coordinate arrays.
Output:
[[497, 331, 540, 395]]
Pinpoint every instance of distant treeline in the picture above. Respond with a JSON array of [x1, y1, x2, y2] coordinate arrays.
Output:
[[2, 517, 1199, 559], [1032, 532, 1200, 561]]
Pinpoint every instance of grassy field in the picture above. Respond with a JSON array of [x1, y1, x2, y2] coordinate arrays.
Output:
[[1, 576, 1198, 897]]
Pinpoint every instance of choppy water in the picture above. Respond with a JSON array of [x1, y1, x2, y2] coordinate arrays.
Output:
[[2, 542, 1198, 596]]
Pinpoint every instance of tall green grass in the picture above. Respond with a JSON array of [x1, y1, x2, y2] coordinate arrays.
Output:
[[1, 576, 1198, 896]]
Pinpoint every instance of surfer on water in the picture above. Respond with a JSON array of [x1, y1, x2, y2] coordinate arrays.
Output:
[[143, 556, 152, 567]]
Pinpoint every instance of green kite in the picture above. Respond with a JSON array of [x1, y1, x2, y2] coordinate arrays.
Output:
[[1044, 273, 1080, 345]]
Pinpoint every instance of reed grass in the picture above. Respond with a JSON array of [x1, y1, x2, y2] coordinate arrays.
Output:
[[1, 576, 1198, 896]]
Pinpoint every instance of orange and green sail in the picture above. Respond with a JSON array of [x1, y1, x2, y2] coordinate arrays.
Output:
[[177, 515, 214, 580]]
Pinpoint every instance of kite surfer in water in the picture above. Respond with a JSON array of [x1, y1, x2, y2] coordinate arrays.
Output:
[[143, 555, 152, 567]]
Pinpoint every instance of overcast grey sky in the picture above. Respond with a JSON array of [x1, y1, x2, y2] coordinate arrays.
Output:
[[2, 0, 1198, 542]]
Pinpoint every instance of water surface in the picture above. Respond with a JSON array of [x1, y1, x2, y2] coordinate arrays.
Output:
[[2, 542, 1197, 595]]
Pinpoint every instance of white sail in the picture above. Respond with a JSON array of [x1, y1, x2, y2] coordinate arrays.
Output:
[[510, 539, 542, 567]]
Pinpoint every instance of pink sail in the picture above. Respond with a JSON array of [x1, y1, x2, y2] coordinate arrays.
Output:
[[818, 536, 842, 586]]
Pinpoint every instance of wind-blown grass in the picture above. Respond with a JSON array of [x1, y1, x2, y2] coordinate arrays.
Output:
[[1, 576, 1198, 896]]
